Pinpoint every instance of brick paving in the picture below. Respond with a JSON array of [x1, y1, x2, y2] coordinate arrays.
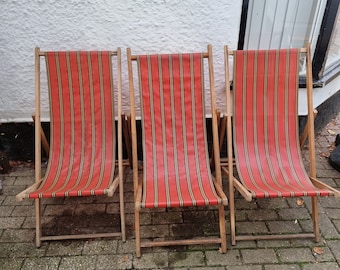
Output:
[[0, 112, 340, 269]]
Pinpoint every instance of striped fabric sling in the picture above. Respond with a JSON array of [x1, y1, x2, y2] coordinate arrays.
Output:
[[233, 49, 332, 198], [137, 53, 221, 208], [28, 51, 116, 198]]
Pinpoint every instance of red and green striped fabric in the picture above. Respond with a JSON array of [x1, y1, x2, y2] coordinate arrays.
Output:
[[29, 51, 116, 198], [137, 53, 221, 208], [233, 49, 332, 198]]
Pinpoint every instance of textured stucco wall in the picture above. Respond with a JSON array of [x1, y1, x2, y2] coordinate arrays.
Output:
[[0, 0, 242, 122]]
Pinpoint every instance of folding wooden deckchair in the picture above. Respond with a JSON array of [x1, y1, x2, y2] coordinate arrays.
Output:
[[223, 44, 340, 245], [127, 45, 228, 257], [16, 48, 126, 247]]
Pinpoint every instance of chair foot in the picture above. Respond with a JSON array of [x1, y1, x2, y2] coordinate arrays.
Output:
[[136, 250, 141, 258], [219, 246, 227, 254], [35, 237, 41, 248]]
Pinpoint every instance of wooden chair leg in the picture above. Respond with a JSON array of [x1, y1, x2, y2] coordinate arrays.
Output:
[[299, 109, 318, 148], [218, 204, 227, 253], [35, 198, 42, 247], [311, 197, 320, 242], [32, 115, 50, 157], [229, 195, 236, 245], [119, 169, 126, 242], [210, 111, 221, 169], [135, 209, 141, 258]]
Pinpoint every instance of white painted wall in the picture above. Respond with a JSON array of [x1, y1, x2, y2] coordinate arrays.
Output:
[[0, 0, 242, 122]]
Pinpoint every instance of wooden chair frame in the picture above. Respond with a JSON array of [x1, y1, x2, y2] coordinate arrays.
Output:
[[127, 45, 228, 257], [223, 44, 340, 245], [16, 48, 127, 247]]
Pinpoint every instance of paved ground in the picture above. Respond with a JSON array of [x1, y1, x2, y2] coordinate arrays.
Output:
[[1, 113, 340, 270]]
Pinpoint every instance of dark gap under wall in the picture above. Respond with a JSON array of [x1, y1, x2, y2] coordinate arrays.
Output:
[[1, 90, 339, 163]]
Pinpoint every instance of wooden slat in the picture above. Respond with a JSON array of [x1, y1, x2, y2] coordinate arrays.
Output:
[[16, 180, 43, 202], [141, 238, 222, 248], [236, 233, 316, 242], [41, 232, 122, 241]]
